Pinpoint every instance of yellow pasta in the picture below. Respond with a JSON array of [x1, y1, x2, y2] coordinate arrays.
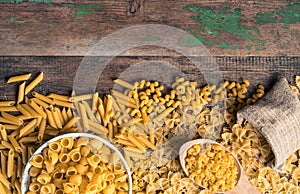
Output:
[[7, 73, 31, 83], [28, 99, 47, 118], [47, 93, 70, 101], [31, 97, 49, 108], [7, 149, 14, 178], [32, 91, 54, 105], [0, 101, 15, 107], [37, 118, 46, 143], [125, 133, 146, 151], [7, 136, 22, 153], [54, 99, 73, 108], [79, 103, 89, 131], [24, 72, 43, 95], [114, 79, 134, 89], [17, 82, 25, 104], [0, 125, 7, 141], [19, 119, 37, 138], [0, 106, 18, 112], [68, 93, 93, 102]]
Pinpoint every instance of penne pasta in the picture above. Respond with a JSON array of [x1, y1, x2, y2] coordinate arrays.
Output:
[[19, 119, 37, 138], [125, 133, 145, 151], [0, 125, 7, 141], [1, 141, 14, 150], [92, 92, 99, 113], [66, 108, 73, 121], [37, 118, 46, 143], [113, 79, 134, 89], [0, 106, 18, 112], [69, 94, 93, 102], [0, 117, 20, 126], [135, 134, 156, 149], [7, 136, 22, 153], [61, 108, 68, 124], [19, 136, 38, 143], [32, 91, 54, 105], [88, 119, 108, 134], [0, 172, 10, 189], [28, 99, 47, 118], [7, 149, 14, 178], [47, 93, 70, 101], [0, 101, 15, 107], [79, 103, 89, 131], [82, 101, 96, 121], [24, 72, 43, 95], [54, 99, 73, 108], [7, 73, 31, 83], [62, 117, 79, 130], [45, 108, 57, 129], [0, 182, 6, 194], [0, 152, 7, 176], [51, 107, 63, 129], [17, 82, 26, 104], [16, 104, 31, 117], [31, 98, 49, 108], [1, 112, 22, 125]]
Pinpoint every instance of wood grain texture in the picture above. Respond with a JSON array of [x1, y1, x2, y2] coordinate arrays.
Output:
[[0, 0, 299, 56], [0, 56, 299, 100]]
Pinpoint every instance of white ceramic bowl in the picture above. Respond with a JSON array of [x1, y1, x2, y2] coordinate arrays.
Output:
[[21, 133, 132, 194]]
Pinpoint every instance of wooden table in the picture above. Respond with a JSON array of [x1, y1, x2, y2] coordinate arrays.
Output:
[[0, 1, 299, 193], [0, 0, 300, 95]]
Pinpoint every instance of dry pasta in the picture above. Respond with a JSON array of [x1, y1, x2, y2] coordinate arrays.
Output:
[[24, 72, 43, 95], [25, 137, 129, 193], [7, 73, 31, 83]]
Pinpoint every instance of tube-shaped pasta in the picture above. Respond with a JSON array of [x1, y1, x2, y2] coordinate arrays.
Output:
[[69, 148, 81, 162], [58, 152, 70, 163], [103, 184, 116, 194], [75, 164, 89, 175], [80, 146, 90, 157], [86, 182, 98, 193], [48, 141, 61, 153], [76, 137, 89, 147], [37, 172, 51, 184], [60, 137, 74, 149], [66, 166, 77, 177], [24, 72, 43, 95], [17, 82, 26, 104], [29, 182, 41, 192], [63, 183, 76, 193], [19, 119, 37, 137], [40, 183, 56, 193], [7, 149, 14, 178], [30, 154, 44, 168], [116, 182, 129, 191], [32, 91, 54, 105], [87, 154, 101, 168], [47, 93, 70, 101], [69, 174, 82, 186], [48, 150, 59, 165], [7, 73, 31, 83], [29, 167, 41, 177], [28, 99, 47, 118]]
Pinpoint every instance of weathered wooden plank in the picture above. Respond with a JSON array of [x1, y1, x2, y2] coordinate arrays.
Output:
[[0, 1, 299, 56], [0, 56, 299, 101]]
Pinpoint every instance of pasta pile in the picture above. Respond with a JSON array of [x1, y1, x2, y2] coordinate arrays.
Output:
[[185, 143, 238, 192], [2, 71, 300, 193], [27, 137, 129, 194]]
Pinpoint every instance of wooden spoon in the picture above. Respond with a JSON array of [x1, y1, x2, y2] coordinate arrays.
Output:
[[179, 139, 260, 194]]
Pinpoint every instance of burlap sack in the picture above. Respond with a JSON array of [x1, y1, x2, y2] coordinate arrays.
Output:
[[237, 78, 300, 168]]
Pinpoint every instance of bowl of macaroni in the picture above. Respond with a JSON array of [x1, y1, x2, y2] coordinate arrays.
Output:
[[179, 139, 241, 192], [21, 133, 132, 194]]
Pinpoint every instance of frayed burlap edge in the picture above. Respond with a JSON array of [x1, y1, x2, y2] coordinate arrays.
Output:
[[237, 78, 300, 168]]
